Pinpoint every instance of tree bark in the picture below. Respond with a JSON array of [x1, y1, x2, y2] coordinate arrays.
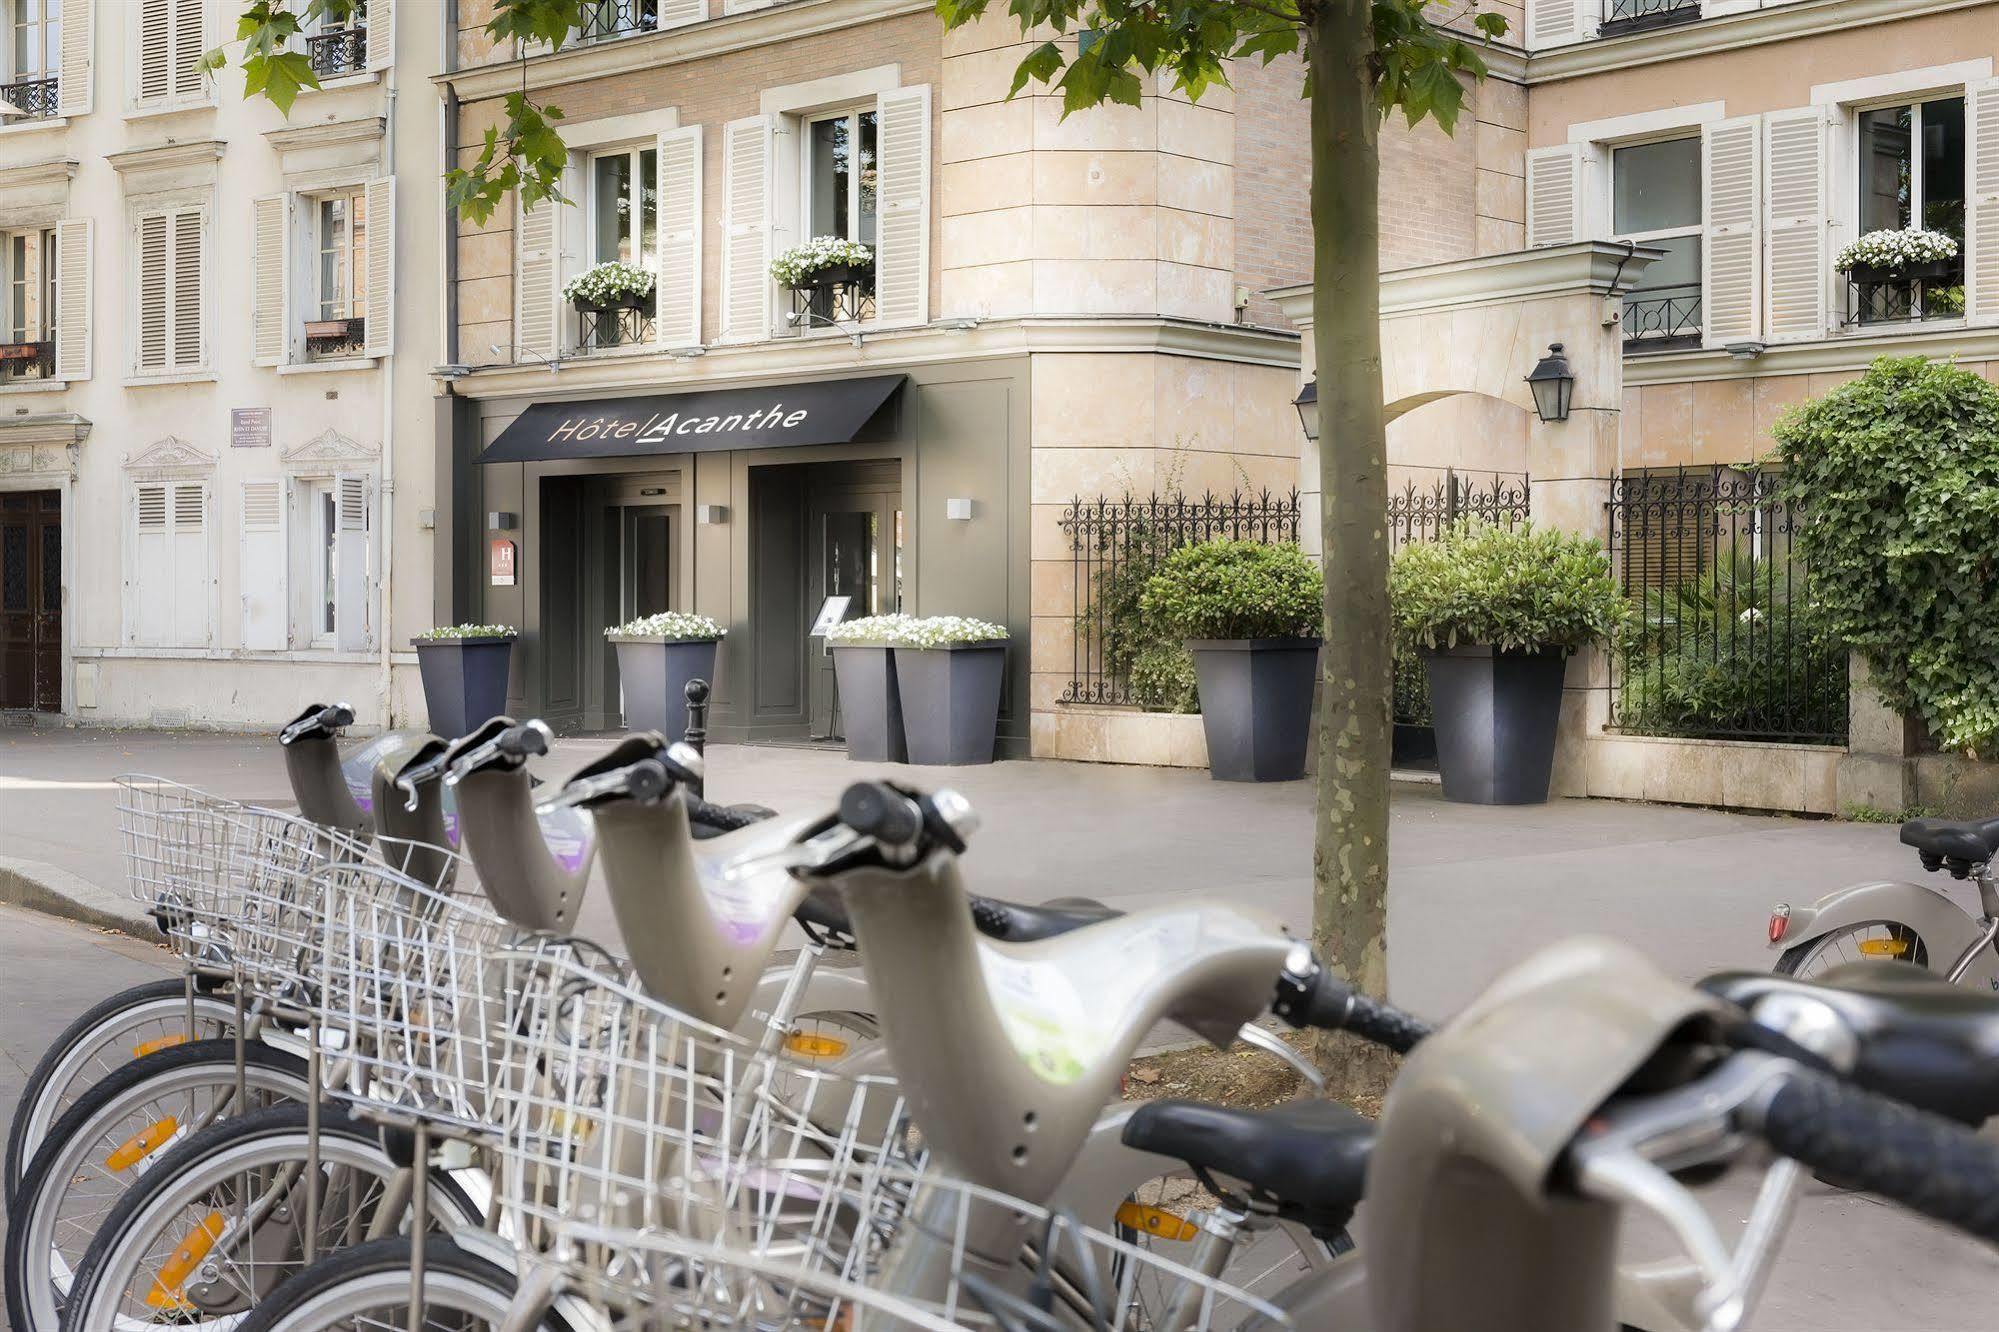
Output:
[[1307, 0, 1399, 1097]]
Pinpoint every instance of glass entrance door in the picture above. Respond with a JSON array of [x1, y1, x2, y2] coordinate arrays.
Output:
[[808, 487, 900, 739], [620, 504, 672, 623]]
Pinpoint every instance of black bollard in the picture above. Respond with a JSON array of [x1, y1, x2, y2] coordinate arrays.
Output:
[[683, 679, 710, 797]]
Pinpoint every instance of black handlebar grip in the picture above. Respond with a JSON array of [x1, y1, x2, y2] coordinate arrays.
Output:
[[496, 722, 549, 760], [1752, 1073, 1999, 1243], [319, 703, 355, 730], [1272, 965, 1431, 1054], [838, 782, 923, 844], [625, 760, 672, 804], [1344, 993, 1432, 1055]]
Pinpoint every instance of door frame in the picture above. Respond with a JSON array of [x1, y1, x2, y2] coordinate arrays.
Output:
[[0, 475, 70, 717]]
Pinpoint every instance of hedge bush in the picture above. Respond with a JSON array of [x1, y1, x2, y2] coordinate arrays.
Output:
[[1139, 539, 1323, 642], [1773, 357, 1999, 755], [1389, 520, 1628, 654]]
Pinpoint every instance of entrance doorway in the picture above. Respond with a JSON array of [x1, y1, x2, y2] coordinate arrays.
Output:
[[807, 476, 900, 738], [0, 489, 60, 712]]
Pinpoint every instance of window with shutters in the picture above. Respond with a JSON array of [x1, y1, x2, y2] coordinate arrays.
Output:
[[794, 106, 880, 328], [132, 206, 204, 375], [575, 0, 702, 44], [301, 1, 368, 80], [128, 480, 211, 647], [0, 227, 54, 381], [132, 0, 207, 111], [1846, 95, 1968, 326], [576, 143, 659, 351], [289, 471, 374, 650], [307, 187, 369, 359], [1612, 137, 1704, 350], [2, 0, 61, 118]]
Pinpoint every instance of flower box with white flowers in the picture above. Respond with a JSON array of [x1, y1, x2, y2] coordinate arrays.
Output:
[[773, 238, 876, 325], [1835, 229, 1961, 285], [564, 260, 658, 315], [883, 616, 1010, 766]]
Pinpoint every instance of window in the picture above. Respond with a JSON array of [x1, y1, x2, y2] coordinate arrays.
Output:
[[0, 227, 54, 380], [2, 0, 59, 117], [580, 0, 657, 41], [134, 206, 204, 374], [129, 480, 210, 647], [1852, 96, 1967, 323], [135, 0, 207, 109], [305, 189, 369, 359], [302, 2, 368, 80], [305, 479, 338, 645], [805, 109, 878, 246], [1613, 136, 1703, 348], [579, 145, 658, 349]]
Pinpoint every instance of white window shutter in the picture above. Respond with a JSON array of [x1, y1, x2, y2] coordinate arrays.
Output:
[[1967, 78, 1999, 325], [334, 472, 372, 652], [365, 0, 392, 71], [240, 480, 287, 650], [721, 114, 773, 342], [132, 483, 170, 645], [171, 482, 209, 646], [1702, 116, 1761, 348], [1526, 145, 1585, 247], [1763, 107, 1831, 343], [171, 0, 204, 100], [364, 178, 395, 356], [57, 0, 92, 116], [1526, 0, 1586, 49], [515, 191, 558, 361], [136, 213, 169, 372], [172, 209, 204, 369], [252, 195, 288, 367], [136, 0, 170, 105], [54, 219, 90, 382], [874, 85, 931, 329], [659, 0, 704, 30], [655, 125, 703, 349]]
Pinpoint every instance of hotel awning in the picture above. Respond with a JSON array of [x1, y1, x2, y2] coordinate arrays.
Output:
[[478, 374, 905, 464]]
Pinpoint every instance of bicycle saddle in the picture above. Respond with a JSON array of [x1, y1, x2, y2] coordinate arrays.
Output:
[[1704, 963, 1999, 1124], [1122, 1096, 1373, 1237], [1900, 815, 1999, 871], [793, 886, 1120, 943]]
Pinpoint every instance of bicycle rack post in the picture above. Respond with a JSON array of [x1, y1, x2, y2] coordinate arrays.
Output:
[[407, 1118, 431, 1332], [304, 1014, 321, 1264], [231, 964, 248, 1112]]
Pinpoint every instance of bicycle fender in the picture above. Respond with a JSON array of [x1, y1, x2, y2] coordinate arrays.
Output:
[[1773, 879, 1999, 988]]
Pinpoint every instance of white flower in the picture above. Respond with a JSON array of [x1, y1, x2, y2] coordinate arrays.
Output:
[[562, 260, 656, 305], [1834, 229, 1959, 274], [823, 614, 1007, 648], [605, 611, 725, 642], [824, 613, 917, 646], [771, 237, 875, 288], [414, 623, 516, 641], [1739, 607, 1764, 625]]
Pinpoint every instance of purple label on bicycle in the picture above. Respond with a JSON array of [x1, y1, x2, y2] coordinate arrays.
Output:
[[339, 736, 400, 816], [538, 806, 593, 873], [441, 784, 461, 847]]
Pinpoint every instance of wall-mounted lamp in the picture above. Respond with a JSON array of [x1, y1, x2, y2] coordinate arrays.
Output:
[[487, 511, 518, 531], [1725, 341, 1766, 361], [1525, 344, 1575, 424], [1292, 378, 1319, 442], [697, 504, 730, 525], [946, 497, 974, 521]]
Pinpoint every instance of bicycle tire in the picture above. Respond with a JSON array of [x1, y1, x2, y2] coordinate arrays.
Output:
[[5, 1038, 309, 1332], [235, 1236, 575, 1332], [6, 978, 240, 1205], [62, 1102, 481, 1332]]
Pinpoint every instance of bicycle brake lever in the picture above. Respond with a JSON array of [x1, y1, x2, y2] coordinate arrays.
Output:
[[442, 735, 505, 789], [1235, 1023, 1325, 1094], [717, 822, 864, 883]]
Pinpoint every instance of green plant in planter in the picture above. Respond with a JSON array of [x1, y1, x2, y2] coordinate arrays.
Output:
[[1139, 539, 1322, 642], [1130, 642, 1199, 713], [1389, 521, 1629, 654], [604, 611, 725, 642]]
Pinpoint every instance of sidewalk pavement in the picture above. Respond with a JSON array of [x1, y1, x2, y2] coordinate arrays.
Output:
[[3, 730, 1999, 1326]]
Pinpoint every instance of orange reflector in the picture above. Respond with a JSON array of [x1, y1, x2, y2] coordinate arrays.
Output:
[[105, 1117, 179, 1172], [132, 1033, 189, 1059], [785, 1032, 850, 1060], [144, 1210, 223, 1309], [1115, 1202, 1199, 1242], [1859, 938, 1911, 958]]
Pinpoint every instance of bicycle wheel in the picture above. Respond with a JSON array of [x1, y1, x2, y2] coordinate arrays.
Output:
[[5, 1038, 309, 1332], [1112, 1180, 1341, 1324], [63, 1103, 482, 1332], [236, 1237, 575, 1332], [6, 978, 240, 1204], [1776, 920, 1930, 979]]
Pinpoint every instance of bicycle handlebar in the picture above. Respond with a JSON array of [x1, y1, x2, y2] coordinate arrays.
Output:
[[1270, 944, 1431, 1054], [279, 701, 356, 746], [838, 782, 924, 845], [445, 720, 555, 788], [1743, 1069, 1999, 1243]]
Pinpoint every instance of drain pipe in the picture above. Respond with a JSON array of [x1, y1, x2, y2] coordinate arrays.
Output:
[[377, 53, 399, 726]]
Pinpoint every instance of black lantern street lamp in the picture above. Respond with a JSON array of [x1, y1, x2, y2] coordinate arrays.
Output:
[[1525, 343, 1575, 423], [1292, 378, 1319, 441]]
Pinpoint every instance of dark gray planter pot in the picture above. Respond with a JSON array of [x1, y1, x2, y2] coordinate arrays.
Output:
[[613, 637, 721, 741], [1187, 638, 1321, 782], [414, 636, 516, 739], [1421, 644, 1568, 805], [893, 643, 1005, 765], [832, 645, 908, 762]]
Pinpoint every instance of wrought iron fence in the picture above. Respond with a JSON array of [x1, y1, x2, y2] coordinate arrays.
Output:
[[306, 27, 368, 77], [1388, 470, 1531, 733], [1600, 0, 1701, 34], [1606, 466, 1847, 746], [1057, 490, 1301, 706], [0, 75, 58, 119]]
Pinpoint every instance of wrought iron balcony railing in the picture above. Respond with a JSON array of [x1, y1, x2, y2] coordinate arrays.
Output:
[[578, 0, 660, 43], [0, 341, 56, 381], [577, 306, 655, 351], [1844, 265, 1966, 327], [1623, 283, 1703, 351], [1599, 0, 1701, 36], [304, 317, 367, 360], [787, 270, 876, 330], [306, 27, 369, 78], [0, 76, 60, 120]]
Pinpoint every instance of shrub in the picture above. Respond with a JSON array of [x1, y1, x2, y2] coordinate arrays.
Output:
[[1139, 539, 1322, 642], [1130, 642, 1199, 713], [1774, 357, 1999, 755], [1389, 520, 1628, 654]]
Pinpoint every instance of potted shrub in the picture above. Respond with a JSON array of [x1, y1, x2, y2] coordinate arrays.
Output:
[[606, 611, 725, 742], [412, 624, 517, 739], [1835, 228, 1959, 285], [562, 259, 657, 315], [1141, 540, 1323, 782], [825, 613, 914, 762], [891, 616, 1008, 766], [1390, 521, 1629, 805], [772, 237, 875, 321]]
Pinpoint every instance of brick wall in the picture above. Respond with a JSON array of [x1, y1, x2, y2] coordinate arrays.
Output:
[[1231, 52, 1310, 329]]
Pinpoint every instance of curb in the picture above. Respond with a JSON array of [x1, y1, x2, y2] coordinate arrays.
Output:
[[0, 857, 163, 943]]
